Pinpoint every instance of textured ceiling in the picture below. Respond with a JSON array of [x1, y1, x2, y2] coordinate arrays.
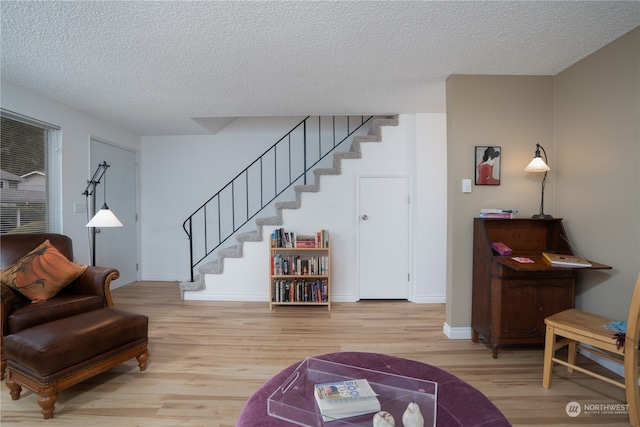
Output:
[[1, 1, 638, 136]]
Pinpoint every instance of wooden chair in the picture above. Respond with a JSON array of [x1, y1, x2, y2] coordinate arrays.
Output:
[[542, 273, 640, 427]]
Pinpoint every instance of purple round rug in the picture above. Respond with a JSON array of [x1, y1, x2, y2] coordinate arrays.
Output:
[[237, 351, 511, 426]]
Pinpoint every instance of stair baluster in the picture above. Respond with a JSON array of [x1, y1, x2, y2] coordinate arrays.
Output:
[[182, 116, 374, 283]]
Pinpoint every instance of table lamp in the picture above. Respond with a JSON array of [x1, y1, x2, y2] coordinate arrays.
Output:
[[524, 143, 552, 219]]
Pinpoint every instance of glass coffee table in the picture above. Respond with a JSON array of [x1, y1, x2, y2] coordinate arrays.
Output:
[[267, 357, 437, 426]]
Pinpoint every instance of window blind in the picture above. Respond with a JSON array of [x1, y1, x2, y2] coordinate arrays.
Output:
[[0, 109, 61, 234]]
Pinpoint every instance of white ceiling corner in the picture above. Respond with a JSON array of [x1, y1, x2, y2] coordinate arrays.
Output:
[[192, 117, 237, 135]]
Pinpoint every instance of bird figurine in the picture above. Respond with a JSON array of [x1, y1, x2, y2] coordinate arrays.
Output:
[[402, 401, 425, 427], [373, 411, 395, 427]]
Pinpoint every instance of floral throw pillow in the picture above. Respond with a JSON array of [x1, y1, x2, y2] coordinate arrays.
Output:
[[0, 239, 87, 302]]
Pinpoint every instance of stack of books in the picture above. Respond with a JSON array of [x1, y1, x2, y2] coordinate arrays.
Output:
[[314, 378, 380, 421], [542, 252, 592, 268], [295, 235, 316, 248], [479, 208, 518, 219]]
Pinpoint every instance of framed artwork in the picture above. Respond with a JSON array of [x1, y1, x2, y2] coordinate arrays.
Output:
[[475, 146, 501, 185]]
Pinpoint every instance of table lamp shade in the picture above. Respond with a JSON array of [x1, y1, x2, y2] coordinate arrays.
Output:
[[525, 156, 550, 172]]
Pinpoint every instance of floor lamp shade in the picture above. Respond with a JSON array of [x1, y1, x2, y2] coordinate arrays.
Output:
[[86, 204, 123, 227]]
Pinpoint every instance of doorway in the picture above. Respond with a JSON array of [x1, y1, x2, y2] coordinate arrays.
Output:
[[89, 139, 137, 288], [357, 175, 411, 299]]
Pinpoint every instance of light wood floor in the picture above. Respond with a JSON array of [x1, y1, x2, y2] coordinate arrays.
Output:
[[1, 281, 631, 426]]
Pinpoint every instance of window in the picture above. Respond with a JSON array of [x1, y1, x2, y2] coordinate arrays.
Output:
[[0, 110, 61, 234]]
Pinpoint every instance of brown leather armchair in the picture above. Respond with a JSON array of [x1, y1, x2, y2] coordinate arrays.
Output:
[[1, 233, 119, 379]]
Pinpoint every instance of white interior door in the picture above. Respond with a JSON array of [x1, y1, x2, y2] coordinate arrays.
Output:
[[357, 175, 410, 299], [90, 139, 137, 288]]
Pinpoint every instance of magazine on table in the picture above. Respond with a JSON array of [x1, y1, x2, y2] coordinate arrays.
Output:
[[314, 378, 380, 421]]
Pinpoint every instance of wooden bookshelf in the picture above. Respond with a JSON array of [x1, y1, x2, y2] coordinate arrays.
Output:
[[269, 229, 330, 310]]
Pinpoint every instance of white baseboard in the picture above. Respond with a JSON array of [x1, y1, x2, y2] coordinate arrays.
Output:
[[564, 345, 640, 386], [413, 295, 446, 303], [331, 294, 358, 302], [183, 292, 268, 302], [181, 291, 447, 305], [443, 322, 472, 339], [580, 349, 622, 375], [578, 345, 635, 382], [140, 274, 185, 281]]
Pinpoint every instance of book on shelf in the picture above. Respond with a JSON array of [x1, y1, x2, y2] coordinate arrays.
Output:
[[542, 252, 592, 268], [271, 228, 330, 248], [314, 379, 380, 421], [272, 254, 328, 276], [317, 229, 329, 248], [490, 241, 513, 255], [270, 228, 295, 248], [272, 279, 328, 303]]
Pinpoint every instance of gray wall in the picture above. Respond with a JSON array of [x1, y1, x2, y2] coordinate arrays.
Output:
[[554, 28, 639, 317], [446, 28, 639, 329], [446, 75, 555, 330]]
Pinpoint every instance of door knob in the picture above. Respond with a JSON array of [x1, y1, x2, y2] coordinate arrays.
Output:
[[361, 215, 368, 220]]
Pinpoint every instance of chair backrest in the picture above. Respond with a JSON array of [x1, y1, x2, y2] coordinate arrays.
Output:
[[625, 273, 640, 426], [0, 233, 74, 269], [627, 273, 640, 348], [627, 274, 640, 341]]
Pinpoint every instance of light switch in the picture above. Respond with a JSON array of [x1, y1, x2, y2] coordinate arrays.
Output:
[[462, 179, 472, 193], [74, 202, 87, 213]]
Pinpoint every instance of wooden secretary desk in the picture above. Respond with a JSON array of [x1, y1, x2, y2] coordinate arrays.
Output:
[[471, 218, 611, 358]]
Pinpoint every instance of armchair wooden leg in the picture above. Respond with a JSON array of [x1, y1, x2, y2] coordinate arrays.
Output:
[[6, 377, 22, 400], [37, 393, 58, 419], [1, 340, 5, 380], [542, 325, 555, 388], [136, 349, 149, 371]]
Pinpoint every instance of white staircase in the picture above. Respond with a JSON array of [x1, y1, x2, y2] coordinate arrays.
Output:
[[181, 116, 400, 301]]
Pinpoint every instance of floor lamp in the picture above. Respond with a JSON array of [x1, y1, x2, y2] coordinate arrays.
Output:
[[82, 161, 123, 266], [524, 143, 552, 219]]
